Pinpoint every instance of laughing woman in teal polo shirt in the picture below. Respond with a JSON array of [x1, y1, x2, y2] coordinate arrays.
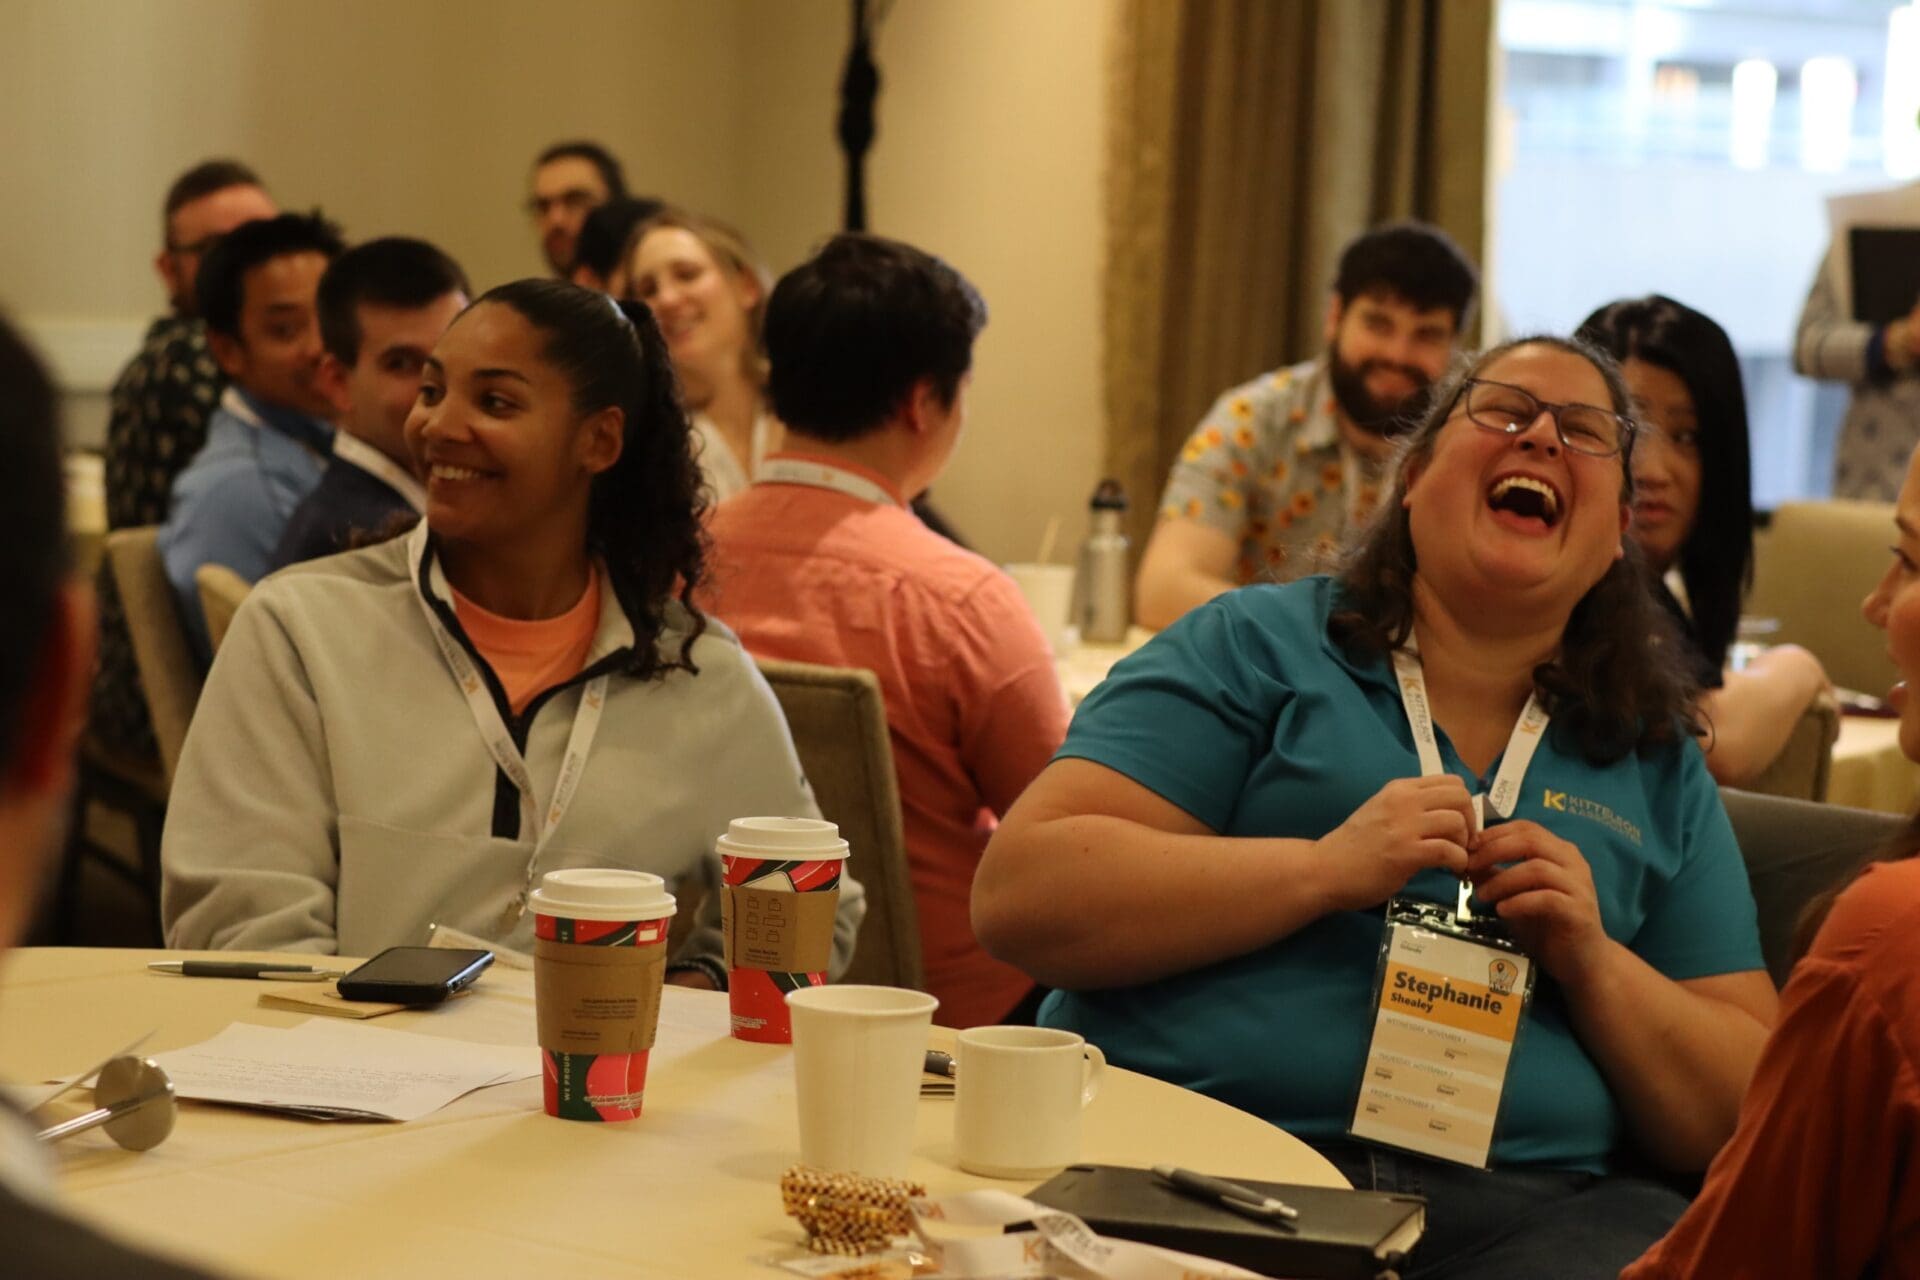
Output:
[[973, 336, 1777, 1279]]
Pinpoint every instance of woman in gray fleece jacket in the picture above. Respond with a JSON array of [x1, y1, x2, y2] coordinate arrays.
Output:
[[161, 280, 864, 984]]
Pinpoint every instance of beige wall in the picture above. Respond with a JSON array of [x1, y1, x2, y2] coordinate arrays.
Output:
[[742, 0, 1115, 564], [4, 0, 1113, 566], [1, 0, 755, 317]]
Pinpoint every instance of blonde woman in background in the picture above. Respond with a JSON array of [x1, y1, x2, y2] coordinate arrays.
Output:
[[625, 209, 778, 502]]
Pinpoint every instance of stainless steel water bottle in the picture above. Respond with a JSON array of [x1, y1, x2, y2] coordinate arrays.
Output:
[[1078, 479, 1131, 643]]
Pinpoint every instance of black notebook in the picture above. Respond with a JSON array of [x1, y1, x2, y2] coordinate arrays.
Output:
[[1848, 226, 1920, 326], [1024, 1163, 1425, 1280]]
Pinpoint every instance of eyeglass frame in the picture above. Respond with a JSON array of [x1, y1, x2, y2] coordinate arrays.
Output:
[[1453, 377, 1637, 459], [163, 234, 222, 259]]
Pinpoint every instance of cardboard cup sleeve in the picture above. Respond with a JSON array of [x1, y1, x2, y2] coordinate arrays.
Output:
[[722, 884, 840, 974], [533, 938, 667, 1056]]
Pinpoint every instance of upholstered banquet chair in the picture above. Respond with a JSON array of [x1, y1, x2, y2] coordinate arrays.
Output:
[[105, 527, 201, 789], [1721, 786, 1903, 985], [1741, 691, 1840, 803], [754, 657, 925, 990], [1747, 501, 1898, 698], [195, 563, 252, 657]]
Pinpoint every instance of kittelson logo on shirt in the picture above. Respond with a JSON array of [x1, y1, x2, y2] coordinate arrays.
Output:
[[1541, 788, 1642, 845]]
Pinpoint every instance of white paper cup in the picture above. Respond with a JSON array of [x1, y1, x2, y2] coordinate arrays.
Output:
[[954, 1025, 1105, 1178], [1004, 562, 1077, 656], [787, 985, 939, 1178], [527, 870, 678, 1123], [527, 868, 677, 923]]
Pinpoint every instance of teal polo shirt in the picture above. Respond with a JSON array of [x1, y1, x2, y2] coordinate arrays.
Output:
[[1039, 576, 1763, 1173]]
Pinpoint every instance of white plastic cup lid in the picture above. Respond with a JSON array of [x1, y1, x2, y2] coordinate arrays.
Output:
[[715, 816, 850, 861], [528, 868, 677, 922]]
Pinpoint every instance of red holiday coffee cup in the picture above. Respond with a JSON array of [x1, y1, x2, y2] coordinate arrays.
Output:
[[530, 869, 677, 1121], [718, 817, 849, 1044]]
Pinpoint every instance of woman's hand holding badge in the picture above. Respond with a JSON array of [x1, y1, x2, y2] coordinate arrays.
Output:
[[1467, 821, 1611, 986], [1316, 775, 1478, 911]]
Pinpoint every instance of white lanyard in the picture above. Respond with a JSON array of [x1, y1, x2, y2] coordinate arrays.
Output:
[[756, 455, 904, 508], [407, 523, 609, 922], [1390, 642, 1550, 917]]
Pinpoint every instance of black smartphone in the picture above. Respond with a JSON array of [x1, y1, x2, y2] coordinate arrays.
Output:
[[337, 946, 493, 1005]]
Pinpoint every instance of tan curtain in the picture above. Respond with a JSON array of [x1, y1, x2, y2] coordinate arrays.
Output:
[[1104, 0, 1493, 550]]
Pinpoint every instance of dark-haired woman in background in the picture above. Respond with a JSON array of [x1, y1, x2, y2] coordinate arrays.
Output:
[[975, 336, 1774, 1276], [1625, 442, 1920, 1277], [162, 281, 864, 983], [1578, 296, 1828, 786]]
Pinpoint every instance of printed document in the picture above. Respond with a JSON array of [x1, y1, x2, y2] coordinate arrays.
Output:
[[148, 1018, 536, 1121]]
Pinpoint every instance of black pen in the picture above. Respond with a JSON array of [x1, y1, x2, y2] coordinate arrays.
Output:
[[147, 961, 345, 982], [1152, 1164, 1299, 1225]]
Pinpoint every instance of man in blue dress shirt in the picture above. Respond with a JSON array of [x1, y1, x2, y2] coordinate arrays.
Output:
[[156, 211, 344, 664], [270, 237, 469, 570]]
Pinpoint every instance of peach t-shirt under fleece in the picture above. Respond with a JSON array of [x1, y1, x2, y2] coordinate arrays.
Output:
[[451, 565, 602, 714], [704, 454, 1071, 1028]]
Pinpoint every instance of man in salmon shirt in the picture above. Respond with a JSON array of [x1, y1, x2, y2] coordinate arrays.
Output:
[[703, 232, 1067, 1027]]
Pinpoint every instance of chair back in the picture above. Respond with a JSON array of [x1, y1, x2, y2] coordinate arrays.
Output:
[[1721, 787, 1905, 985], [196, 563, 253, 657], [755, 657, 924, 990], [105, 527, 201, 788], [1741, 691, 1840, 803], [1748, 501, 1897, 696]]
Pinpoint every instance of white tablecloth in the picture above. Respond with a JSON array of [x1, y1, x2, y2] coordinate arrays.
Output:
[[0, 948, 1344, 1278]]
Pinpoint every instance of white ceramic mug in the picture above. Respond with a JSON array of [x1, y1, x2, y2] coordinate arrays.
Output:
[[953, 1026, 1105, 1178], [787, 985, 940, 1178]]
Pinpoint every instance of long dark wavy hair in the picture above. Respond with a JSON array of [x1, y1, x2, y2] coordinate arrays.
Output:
[[474, 279, 708, 681], [1575, 296, 1753, 670], [1328, 335, 1701, 764]]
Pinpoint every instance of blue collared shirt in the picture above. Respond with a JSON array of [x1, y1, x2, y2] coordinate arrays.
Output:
[[158, 386, 332, 664]]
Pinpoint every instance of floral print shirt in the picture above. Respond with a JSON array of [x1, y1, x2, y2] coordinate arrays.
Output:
[[1157, 358, 1384, 584], [89, 314, 227, 760]]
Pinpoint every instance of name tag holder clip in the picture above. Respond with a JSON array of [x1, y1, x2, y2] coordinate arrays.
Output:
[[1348, 897, 1537, 1169]]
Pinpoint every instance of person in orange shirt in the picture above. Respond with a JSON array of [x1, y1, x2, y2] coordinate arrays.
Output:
[[703, 233, 1069, 1027], [1623, 446, 1920, 1278]]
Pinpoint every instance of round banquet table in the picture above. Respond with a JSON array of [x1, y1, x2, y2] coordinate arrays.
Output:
[[0, 948, 1345, 1279], [1830, 714, 1920, 815]]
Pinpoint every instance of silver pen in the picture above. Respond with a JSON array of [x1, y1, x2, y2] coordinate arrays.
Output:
[[147, 961, 345, 982], [1151, 1164, 1300, 1226]]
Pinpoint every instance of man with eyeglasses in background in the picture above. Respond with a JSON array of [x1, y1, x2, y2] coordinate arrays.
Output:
[[91, 160, 276, 763], [1133, 222, 1479, 630], [526, 140, 626, 277]]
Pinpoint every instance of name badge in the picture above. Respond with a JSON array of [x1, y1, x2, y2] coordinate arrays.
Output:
[[1349, 899, 1535, 1169]]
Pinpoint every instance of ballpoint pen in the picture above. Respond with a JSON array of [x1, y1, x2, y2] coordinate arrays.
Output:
[[147, 961, 346, 982], [1151, 1164, 1300, 1227]]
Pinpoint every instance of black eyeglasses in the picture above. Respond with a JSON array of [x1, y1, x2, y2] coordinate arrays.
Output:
[[165, 235, 220, 258], [1457, 379, 1634, 458]]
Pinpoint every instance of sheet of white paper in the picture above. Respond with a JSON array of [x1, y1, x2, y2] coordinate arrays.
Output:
[[418, 977, 538, 1047], [1825, 180, 1920, 318], [148, 1019, 536, 1122]]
